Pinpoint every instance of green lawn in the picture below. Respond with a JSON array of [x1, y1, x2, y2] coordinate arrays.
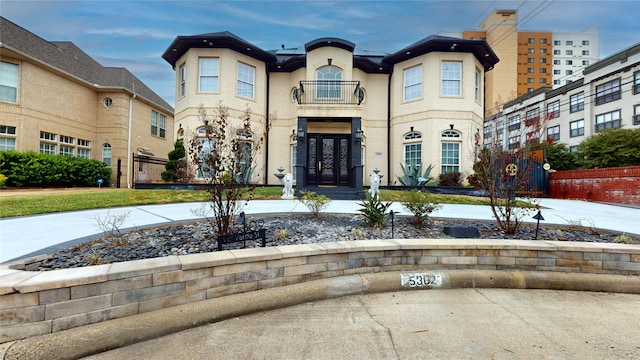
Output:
[[0, 187, 505, 218]]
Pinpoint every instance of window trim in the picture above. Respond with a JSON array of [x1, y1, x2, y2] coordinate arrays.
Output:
[[570, 119, 585, 137], [570, 92, 584, 113], [595, 110, 622, 132], [198, 57, 220, 93], [403, 65, 422, 101], [179, 64, 186, 97], [547, 125, 560, 141], [441, 61, 462, 97], [595, 78, 621, 105], [237, 62, 255, 99], [0, 61, 19, 103]]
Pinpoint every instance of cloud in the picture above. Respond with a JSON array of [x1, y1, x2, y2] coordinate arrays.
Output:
[[85, 27, 177, 40]]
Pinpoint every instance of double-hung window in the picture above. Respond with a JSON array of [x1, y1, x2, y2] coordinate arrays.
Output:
[[547, 125, 560, 141], [595, 78, 621, 105], [237, 63, 255, 99], [634, 71, 640, 94], [595, 110, 621, 132], [570, 92, 584, 113], [570, 120, 584, 137], [199, 58, 219, 92], [442, 61, 461, 96], [634, 104, 640, 125], [0, 125, 16, 151], [525, 108, 540, 127], [159, 113, 167, 138], [151, 111, 158, 136], [508, 115, 521, 131], [474, 68, 481, 102], [547, 100, 559, 120], [179, 64, 186, 97], [403, 65, 422, 101], [0, 61, 19, 103]]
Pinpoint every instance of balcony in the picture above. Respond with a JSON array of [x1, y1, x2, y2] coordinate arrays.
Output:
[[294, 81, 364, 105]]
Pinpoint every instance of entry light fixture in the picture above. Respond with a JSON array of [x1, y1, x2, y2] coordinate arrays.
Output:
[[328, 58, 332, 66], [297, 127, 305, 140], [450, 124, 454, 130], [355, 128, 363, 142]]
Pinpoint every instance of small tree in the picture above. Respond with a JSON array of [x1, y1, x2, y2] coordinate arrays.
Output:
[[474, 147, 536, 234], [187, 102, 265, 235], [161, 140, 187, 182]]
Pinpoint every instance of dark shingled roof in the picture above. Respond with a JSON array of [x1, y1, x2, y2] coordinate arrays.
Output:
[[0, 16, 173, 113]]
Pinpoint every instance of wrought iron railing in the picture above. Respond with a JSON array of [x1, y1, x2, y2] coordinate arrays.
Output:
[[294, 80, 364, 105]]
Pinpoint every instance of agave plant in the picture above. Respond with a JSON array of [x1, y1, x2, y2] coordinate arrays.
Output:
[[396, 162, 435, 187]]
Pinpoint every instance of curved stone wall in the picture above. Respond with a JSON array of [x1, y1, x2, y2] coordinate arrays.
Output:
[[1, 238, 639, 344]]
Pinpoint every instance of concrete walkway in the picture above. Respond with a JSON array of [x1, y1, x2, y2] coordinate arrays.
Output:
[[80, 289, 640, 360], [1, 198, 639, 263]]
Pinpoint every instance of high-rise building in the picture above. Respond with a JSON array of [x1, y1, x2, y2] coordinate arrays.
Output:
[[551, 27, 600, 87], [463, 10, 599, 116]]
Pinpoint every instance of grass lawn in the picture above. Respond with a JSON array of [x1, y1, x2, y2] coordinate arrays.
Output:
[[0, 186, 514, 218]]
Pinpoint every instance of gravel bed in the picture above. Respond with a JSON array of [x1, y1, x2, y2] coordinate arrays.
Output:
[[27, 214, 637, 271]]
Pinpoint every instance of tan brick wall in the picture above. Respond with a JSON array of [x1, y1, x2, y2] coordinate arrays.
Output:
[[0, 55, 174, 187]]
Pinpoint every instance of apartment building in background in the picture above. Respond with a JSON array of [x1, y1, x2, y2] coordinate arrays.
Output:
[[463, 9, 600, 116], [483, 42, 639, 157], [0, 17, 175, 187], [162, 32, 499, 191]]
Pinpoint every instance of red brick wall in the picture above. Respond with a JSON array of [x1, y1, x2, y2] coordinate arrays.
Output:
[[548, 166, 640, 205]]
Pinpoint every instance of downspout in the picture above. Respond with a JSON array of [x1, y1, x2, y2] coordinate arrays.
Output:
[[264, 69, 270, 185], [127, 93, 135, 189], [386, 70, 392, 188]]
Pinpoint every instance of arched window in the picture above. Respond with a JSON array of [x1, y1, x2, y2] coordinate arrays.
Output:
[[441, 130, 461, 173], [102, 143, 112, 167], [403, 131, 422, 166], [317, 66, 342, 99]]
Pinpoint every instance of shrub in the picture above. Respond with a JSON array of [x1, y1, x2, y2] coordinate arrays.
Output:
[[438, 171, 462, 187], [402, 189, 441, 226], [357, 192, 392, 228], [0, 174, 6, 188], [298, 190, 330, 218], [161, 140, 187, 182], [576, 128, 640, 168], [0, 150, 111, 187]]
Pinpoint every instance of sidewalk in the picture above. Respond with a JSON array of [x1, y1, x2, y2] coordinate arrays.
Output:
[[1, 198, 639, 263]]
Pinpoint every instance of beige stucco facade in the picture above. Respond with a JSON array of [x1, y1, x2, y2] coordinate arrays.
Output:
[[0, 17, 175, 187], [163, 33, 498, 190]]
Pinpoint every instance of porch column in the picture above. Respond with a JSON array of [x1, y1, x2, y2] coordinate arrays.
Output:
[[351, 117, 363, 194], [295, 117, 308, 192]]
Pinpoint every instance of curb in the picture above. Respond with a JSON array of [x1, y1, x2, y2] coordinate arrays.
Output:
[[2, 270, 639, 360]]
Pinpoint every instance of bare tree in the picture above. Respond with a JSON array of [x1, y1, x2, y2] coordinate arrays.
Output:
[[186, 102, 265, 235], [474, 102, 550, 234]]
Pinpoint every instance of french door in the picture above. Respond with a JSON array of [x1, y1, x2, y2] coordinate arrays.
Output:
[[306, 134, 350, 186]]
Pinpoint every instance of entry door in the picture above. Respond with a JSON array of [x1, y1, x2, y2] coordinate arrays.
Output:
[[307, 135, 350, 186]]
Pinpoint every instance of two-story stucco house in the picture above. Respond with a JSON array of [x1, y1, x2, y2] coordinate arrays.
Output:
[[162, 32, 498, 192]]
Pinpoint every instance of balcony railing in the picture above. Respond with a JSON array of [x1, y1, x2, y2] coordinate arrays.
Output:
[[294, 80, 364, 105]]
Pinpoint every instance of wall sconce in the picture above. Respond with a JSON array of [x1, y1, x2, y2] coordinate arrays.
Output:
[[450, 124, 454, 130], [297, 127, 305, 140], [327, 58, 332, 66], [355, 128, 363, 142], [410, 126, 414, 132]]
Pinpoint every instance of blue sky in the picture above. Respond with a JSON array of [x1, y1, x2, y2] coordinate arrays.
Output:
[[3, 0, 639, 108]]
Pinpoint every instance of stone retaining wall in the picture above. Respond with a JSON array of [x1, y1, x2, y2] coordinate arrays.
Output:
[[2, 239, 639, 344]]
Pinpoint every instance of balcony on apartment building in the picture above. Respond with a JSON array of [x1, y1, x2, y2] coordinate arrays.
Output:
[[294, 80, 365, 105]]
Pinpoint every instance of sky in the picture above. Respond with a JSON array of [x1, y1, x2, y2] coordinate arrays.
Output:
[[2, 0, 639, 108]]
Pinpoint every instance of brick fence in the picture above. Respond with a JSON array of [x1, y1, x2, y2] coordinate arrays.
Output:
[[549, 166, 640, 205], [2, 239, 639, 344]]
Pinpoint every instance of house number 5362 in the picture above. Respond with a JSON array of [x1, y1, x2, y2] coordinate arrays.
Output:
[[401, 273, 443, 288]]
